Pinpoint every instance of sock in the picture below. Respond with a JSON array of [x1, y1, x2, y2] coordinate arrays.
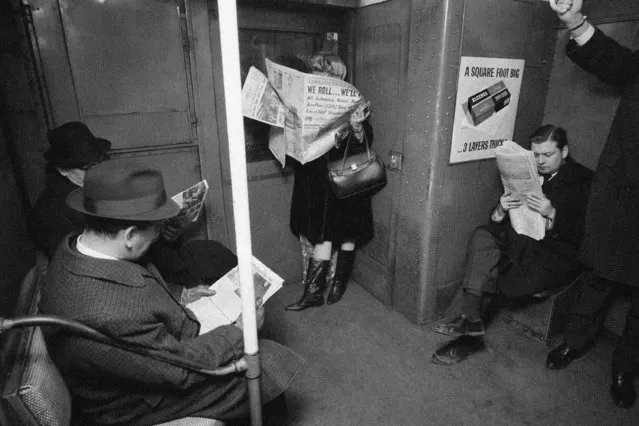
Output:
[[462, 291, 483, 322]]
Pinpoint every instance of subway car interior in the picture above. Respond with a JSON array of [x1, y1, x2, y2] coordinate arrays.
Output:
[[1, 0, 639, 424]]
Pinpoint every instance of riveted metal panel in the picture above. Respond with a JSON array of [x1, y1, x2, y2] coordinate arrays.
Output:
[[57, 0, 193, 149], [351, 0, 410, 306]]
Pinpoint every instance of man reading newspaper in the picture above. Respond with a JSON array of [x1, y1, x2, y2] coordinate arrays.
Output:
[[431, 125, 593, 365]]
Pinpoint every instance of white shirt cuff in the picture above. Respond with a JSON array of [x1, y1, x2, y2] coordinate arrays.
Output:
[[573, 24, 595, 46], [491, 205, 506, 223]]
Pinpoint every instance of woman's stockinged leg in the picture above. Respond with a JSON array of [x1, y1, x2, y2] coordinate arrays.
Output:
[[327, 242, 356, 305], [285, 241, 332, 311]]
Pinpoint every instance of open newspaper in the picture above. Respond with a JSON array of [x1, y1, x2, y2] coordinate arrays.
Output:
[[494, 141, 545, 241], [171, 180, 209, 223], [186, 256, 284, 335], [241, 58, 364, 166]]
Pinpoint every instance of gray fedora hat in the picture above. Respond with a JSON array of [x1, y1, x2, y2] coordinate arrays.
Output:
[[67, 159, 180, 221]]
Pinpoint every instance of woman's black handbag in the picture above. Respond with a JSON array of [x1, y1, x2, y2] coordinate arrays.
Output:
[[327, 132, 387, 199]]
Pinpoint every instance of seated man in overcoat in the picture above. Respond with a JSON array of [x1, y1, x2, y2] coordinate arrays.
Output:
[[39, 159, 302, 425], [431, 125, 593, 365]]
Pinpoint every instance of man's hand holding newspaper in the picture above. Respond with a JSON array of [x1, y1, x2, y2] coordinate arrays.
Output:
[[495, 141, 546, 240]]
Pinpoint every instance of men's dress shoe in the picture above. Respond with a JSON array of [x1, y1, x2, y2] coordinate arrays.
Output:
[[432, 336, 485, 366], [546, 342, 581, 370], [432, 314, 485, 337], [610, 373, 636, 409]]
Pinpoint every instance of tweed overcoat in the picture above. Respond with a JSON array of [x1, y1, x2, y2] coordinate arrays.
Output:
[[492, 157, 594, 297], [567, 29, 639, 286], [39, 234, 302, 425], [289, 122, 375, 246]]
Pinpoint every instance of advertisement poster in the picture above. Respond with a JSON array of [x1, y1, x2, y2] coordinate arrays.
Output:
[[449, 56, 525, 164]]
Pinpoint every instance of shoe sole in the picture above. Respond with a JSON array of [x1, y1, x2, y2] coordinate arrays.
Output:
[[431, 348, 484, 366], [432, 327, 485, 338], [610, 386, 636, 409]]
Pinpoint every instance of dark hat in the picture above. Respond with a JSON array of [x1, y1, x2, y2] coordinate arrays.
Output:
[[67, 159, 180, 221], [45, 121, 111, 168]]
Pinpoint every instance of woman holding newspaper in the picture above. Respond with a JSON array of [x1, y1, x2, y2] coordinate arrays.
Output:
[[286, 54, 375, 311]]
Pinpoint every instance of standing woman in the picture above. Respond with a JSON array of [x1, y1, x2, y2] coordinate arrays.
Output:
[[286, 54, 375, 311]]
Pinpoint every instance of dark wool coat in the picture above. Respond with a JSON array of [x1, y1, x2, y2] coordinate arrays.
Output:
[[31, 166, 86, 258], [567, 29, 639, 286], [39, 235, 302, 425], [289, 122, 375, 246], [492, 157, 594, 298]]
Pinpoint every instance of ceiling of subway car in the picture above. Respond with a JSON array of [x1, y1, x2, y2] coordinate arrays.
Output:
[[235, 0, 389, 8]]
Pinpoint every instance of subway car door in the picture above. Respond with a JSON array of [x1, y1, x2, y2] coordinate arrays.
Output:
[[350, 1, 410, 305], [25, 0, 225, 242]]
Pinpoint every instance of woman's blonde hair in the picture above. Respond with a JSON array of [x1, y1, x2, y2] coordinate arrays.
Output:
[[308, 53, 347, 80]]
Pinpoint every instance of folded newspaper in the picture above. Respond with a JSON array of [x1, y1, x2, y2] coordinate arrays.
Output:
[[186, 256, 284, 335], [171, 180, 209, 223], [241, 58, 364, 166], [494, 141, 545, 241]]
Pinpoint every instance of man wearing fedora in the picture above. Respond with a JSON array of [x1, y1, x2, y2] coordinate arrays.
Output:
[[30, 121, 237, 297], [39, 159, 302, 425]]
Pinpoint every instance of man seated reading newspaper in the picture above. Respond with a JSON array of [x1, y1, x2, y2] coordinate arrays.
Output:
[[39, 159, 302, 425], [430, 124, 593, 366]]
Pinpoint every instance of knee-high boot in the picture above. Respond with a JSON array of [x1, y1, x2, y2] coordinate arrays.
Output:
[[327, 250, 355, 305], [285, 258, 329, 311]]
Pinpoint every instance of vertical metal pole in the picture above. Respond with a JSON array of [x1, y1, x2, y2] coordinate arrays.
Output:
[[216, 1, 262, 425]]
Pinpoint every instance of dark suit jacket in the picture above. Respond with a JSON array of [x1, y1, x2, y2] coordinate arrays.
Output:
[[39, 235, 302, 425], [567, 28, 639, 286], [492, 157, 593, 297]]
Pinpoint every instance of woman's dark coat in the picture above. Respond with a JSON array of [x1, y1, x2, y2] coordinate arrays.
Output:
[[567, 28, 639, 286], [290, 122, 375, 246]]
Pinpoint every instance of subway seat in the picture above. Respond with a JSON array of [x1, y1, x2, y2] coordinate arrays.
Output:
[[0, 266, 223, 426]]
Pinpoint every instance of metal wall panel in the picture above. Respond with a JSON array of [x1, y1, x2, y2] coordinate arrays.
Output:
[[352, 0, 410, 305], [58, 0, 194, 148]]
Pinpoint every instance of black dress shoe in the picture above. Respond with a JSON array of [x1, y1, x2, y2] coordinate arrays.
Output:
[[546, 342, 581, 370], [610, 373, 636, 409], [431, 336, 485, 366]]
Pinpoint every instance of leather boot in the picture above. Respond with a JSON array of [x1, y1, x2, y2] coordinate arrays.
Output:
[[285, 258, 329, 311], [326, 250, 355, 305]]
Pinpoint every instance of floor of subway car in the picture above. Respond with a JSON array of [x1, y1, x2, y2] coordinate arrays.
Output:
[[262, 280, 639, 426]]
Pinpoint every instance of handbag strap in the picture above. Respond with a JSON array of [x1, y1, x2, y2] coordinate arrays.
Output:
[[339, 129, 371, 172]]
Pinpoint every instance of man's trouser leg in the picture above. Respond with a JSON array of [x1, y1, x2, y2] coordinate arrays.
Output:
[[612, 287, 639, 375], [461, 226, 503, 320], [563, 272, 615, 350]]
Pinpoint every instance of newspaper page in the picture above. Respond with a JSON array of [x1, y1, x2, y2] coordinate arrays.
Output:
[[494, 141, 545, 240], [171, 180, 209, 222], [241, 59, 364, 166], [186, 256, 284, 335], [241, 66, 286, 128]]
